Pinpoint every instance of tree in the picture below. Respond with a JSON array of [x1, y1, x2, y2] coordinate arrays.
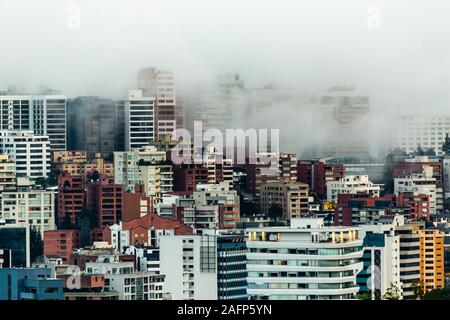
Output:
[[442, 133, 450, 155], [411, 279, 425, 300], [357, 289, 372, 300], [77, 206, 97, 229], [34, 170, 60, 189], [383, 283, 401, 300], [415, 144, 425, 156], [239, 195, 259, 217], [383, 153, 394, 194], [423, 287, 450, 300], [61, 212, 75, 229], [268, 203, 283, 222], [30, 227, 43, 264]]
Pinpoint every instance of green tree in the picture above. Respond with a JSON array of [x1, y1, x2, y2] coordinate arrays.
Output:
[[30, 227, 43, 264], [357, 289, 372, 300], [415, 144, 425, 156], [383, 283, 401, 300], [61, 212, 75, 229], [268, 203, 283, 222], [423, 287, 450, 300], [383, 153, 394, 194], [239, 195, 258, 217], [411, 279, 425, 300]]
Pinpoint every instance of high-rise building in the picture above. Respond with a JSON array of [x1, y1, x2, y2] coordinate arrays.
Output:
[[246, 218, 363, 300], [326, 175, 381, 202], [216, 233, 248, 300], [0, 130, 51, 178], [159, 234, 218, 300], [85, 178, 124, 229], [0, 95, 67, 151], [390, 114, 450, 156], [260, 181, 309, 219], [115, 100, 126, 152], [395, 223, 422, 300], [138, 67, 177, 138], [67, 97, 116, 158], [0, 154, 16, 191], [393, 156, 443, 212], [358, 222, 402, 300], [394, 167, 438, 215], [419, 229, 445, 292], [0, 190, 55, 237], [297, 159, 344, 198], [192, 73, 245, 133], [194, 183, 240, 229], [124, 90, 156, 150], [317, 87, 370, 157], [57, 172, 85, 227], [114, 146, 173, 202]]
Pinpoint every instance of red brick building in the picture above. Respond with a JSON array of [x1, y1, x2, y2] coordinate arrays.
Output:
[[85, 177, 124, 229], [393, 159, 443, 184], [173, 164, 209, 192], [57, 172, 85, 226], [219, 203, 241, 229], [297, 160, 344, 198], [120, 212, 193, 246], [395, 192, 430, 220], [333, 193, 430, 225], [44, 230, 81, 263]]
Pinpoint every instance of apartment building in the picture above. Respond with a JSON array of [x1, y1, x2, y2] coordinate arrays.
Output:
[[52, 151, 114, 177], [297, 159, 344, 198], [86, 257, 164, 300], [390, 114, 450, 156], [326, 175, 381, 202], [393, 156, 443, 212], [395, 224, 422, 299], [194, 183, 240, 229], [43, 230, 81, 263], [0, 190, 55, 237], [159, 234, 218, 300], [114, 146, 168, 195], [260, 181, 309, 220], [0, 130, 51, 178], [57, 172, 85, 226], [216, 233, 248, 300], [394, 167, 438, 215], [123, 90, 156, 150], [318, 87, 370, 158], [358, 222, 402, 300], [246, 218, 363, 300], [0, 268, 64, 300], [419, 229, 445, 292], [67, 96, 116, 158], [0, 224, 30, 267], [137, 67, 177, 138], [0, 95, 67, 151], [0, 154, 16, 191]]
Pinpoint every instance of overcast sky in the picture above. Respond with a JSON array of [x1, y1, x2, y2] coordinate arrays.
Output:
[[0, 0, 449, 112]]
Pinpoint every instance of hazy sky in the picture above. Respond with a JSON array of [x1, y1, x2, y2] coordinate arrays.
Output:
[[0, 0, 449, 112]]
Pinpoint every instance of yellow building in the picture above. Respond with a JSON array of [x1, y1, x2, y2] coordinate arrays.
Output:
[[260, 181, 309, 219], [419, 229, 445, 291], [0, 154, 16, 191], [52, 151, 114, 176]]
